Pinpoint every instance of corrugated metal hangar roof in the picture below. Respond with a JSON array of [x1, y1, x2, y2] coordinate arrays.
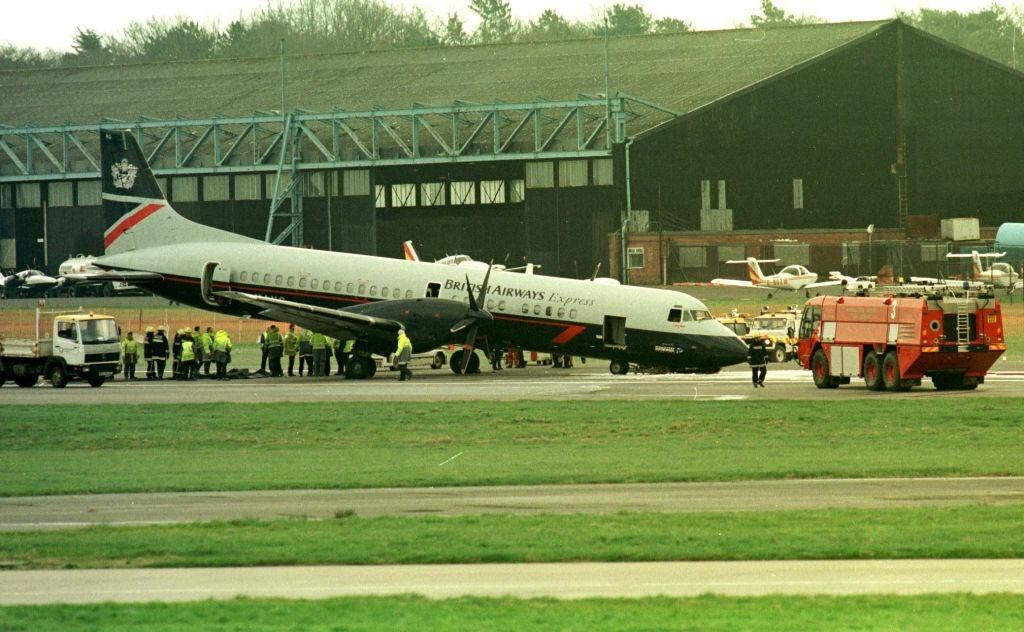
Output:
[[0, 20, 889, 130]]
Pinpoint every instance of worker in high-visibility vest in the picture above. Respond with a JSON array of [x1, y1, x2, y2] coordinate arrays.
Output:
[[200, 327, 214, 376], [266, 324, 284, 377], [121, 331, 140, 381], [395, 329, 413, 381], [283, 324, 299, 377], [339, 338, 355, 376], [311, 331, 328, 376], [213, 329, 232, 380], [180, 332, 197, 381], [298, 329, 313, 376]]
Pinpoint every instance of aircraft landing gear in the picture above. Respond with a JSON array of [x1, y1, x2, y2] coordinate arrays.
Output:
[[449, 350, 481, 375], [609, 359, 630, 375], [344, 355, 376, 379]]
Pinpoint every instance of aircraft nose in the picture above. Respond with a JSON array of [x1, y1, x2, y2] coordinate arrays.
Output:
[[717, 335, 751, 367]]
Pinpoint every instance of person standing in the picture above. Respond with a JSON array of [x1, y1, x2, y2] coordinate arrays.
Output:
[[192, 326, 204, 373], [180, 333, 197, 381], [171, 329, 184, 380], [747, 336, 768, 388], [200, 327, 214, 376], [121, 331, 139, 380], [339, 338, 355, 376], [152, 326, 169, 379], [283, 324, 299, 377], [333, 337, 345, 376], [298, 328, 313, 376], [266, 324, 284, 377], [213, 329, 232, 380], [311, 330, 328, 376], [143, 326, 156, 380], [324, 336, 333, 376], [490, 347, 503, 371], [395, 329, 413, 381], [256, 328, 269, 375]]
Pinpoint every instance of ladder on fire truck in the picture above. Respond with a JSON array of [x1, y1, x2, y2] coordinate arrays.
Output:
[[955, 290, 971, 350]]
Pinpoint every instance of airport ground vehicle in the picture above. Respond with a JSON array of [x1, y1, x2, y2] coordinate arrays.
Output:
[[58, 255, 145, 297], [0, 306, 121, 388], [747, 308, 801, 363], [716, 311, 751, 337], [796, 287, 1006, 391]]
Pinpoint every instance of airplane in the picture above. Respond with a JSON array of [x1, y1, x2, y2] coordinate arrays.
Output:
[[69, 129, 749, 377], [826, 271, 876, 293], [711, 258, 840, 296], [1, 269, 64, 297], [911, 251, 1022, 292], [403, 240, 540, 274]]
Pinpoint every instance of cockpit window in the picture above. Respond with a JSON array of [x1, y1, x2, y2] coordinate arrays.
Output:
[[689, 310, 712, 321], [668, 308, 682, 323]]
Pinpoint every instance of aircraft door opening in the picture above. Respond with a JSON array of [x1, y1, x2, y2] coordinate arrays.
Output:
[[603, 315, 627, 348], [201, 261, 231, 306]]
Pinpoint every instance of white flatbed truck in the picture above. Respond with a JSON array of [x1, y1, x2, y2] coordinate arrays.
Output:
[[0, 305, 121, 388]]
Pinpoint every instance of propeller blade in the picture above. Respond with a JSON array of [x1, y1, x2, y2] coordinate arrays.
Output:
[[465, 274, 479, 312], [460, 324, 478, 374], [450, 317, 476, 335], [475, 261, 493, 310]]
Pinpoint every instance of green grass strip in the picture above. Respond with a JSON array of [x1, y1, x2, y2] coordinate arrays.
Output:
[[2, 400, 1023, 496], [3, 505, 1023, 569], [2, 594, 1023, 631]]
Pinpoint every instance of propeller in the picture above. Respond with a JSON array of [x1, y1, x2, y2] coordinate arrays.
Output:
[[449, 262, 494, 373]]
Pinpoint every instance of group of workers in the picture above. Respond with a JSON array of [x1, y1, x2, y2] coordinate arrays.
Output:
[[254, 324, 358, 378], [120, 325, 233, 381]]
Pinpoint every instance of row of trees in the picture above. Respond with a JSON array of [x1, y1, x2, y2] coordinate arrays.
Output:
[[2, 1, 1022, 70]]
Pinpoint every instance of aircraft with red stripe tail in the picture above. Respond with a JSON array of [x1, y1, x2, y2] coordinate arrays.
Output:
[[81, 130, 748, 377], [711, 257, 841, 297]]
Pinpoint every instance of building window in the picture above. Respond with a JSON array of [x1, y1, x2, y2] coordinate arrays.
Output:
[[525, 162, 554, 188], [48, 182, 73, 207], [344, 170, 371, 196], [480, 180, 505, 204], [717, 245, 745, 262], [264, 173, 292, 200], [392, 183, 415, 207], [421, 182, 445, 206], [593, 159, 614, 186], [842, 243, 861, 267], [509, 179, 525, 203], [374, 185, 387, 208], [451, 181, 475, 205], [76, 181, 101, 206], [627, 247, 645, 269], [304, 172, 326, 197], [203, 175, 230, 202], [235, 174, 260, 200], [793, 178, 804, 209], [172, 177, 198, 202], [773, 243, 810, 266], [0, 184, 13, 208], [677, 246, 707, 268], [17, 183, 41, 207], [559, 160, 588, 187]]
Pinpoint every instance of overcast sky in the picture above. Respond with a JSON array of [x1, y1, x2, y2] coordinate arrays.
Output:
[[3, 0, 1022, 52]]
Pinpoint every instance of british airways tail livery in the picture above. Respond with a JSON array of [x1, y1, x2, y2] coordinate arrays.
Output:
[[93, 130, 748, 377]]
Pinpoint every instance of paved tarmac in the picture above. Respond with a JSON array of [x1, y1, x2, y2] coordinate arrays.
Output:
[[3, 477, 1022, 531], [3, 364, 1024, 402], [3, 560, 1024, 604]]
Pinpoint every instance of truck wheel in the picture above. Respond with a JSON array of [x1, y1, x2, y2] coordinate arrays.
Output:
[[15, 375, 39, 388], [773, 345, 787, 363], [810, 350, 838, 389], [609, 359, 629, 375], [87, 377, 106, 388], [48, 365, 68, 388], [932, 373, 964, 391], [882, 351, 911, 392], [862, 351, 884, 391], [431, 352, 446, 370]]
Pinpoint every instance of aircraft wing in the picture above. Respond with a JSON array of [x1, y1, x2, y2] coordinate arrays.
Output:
[[709, 278, 756, 288], [910, 276, 939, 284], [63, 271, 164, 284], [216, 290, 402, 341], [804, 279, 843, 289]]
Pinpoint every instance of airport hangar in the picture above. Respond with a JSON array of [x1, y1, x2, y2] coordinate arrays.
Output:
[[0, 19, 1022, 283]]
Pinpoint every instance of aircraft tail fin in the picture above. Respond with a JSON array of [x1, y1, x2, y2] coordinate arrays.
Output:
[[101, 130, 254, 256], [403, 240, 420, 261], [745, 258, 765, 283]]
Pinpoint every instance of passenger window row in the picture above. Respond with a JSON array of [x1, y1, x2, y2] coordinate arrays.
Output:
[[237, 270, 412, 299]]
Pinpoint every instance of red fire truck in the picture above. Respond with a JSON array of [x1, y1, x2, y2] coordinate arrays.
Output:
[[796, 287, 1006, 391]]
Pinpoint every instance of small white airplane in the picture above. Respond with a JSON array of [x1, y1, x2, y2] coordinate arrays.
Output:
[[402, 241, 541, 274], [711, 258, 839, 295], [59, 130, 749, 377], [912, 251, 1022, 291], [827, 271, 876, 293], [1, 269, 63, 296]]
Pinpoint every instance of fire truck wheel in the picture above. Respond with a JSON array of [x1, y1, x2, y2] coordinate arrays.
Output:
[[862, 351, 885, 391], [773, 345, 787, 363], [882, 351, 911, 392], [609, 359, 629, 375], [810, 350, 838, 389]]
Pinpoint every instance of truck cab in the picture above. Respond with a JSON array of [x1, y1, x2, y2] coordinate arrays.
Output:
[[0, 311, 121, 388]]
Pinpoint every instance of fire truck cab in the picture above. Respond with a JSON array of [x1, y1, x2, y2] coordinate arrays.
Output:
[[796, 288, 1006, 391]]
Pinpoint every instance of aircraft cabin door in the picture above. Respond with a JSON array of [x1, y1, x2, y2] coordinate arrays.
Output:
[[201, 261, 231, 306], [603, 315, 627, 349]]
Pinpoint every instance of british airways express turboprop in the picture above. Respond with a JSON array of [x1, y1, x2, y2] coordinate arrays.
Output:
[[87, 130, 748, 377]]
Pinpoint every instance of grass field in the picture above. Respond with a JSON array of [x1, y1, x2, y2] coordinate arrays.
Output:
[[3, 505, 1023, 569], [2, 400, 1023, 496], [2, 594, 1022, 631]]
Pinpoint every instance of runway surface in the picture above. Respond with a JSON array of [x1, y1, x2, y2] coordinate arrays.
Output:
[[3, 364, 1024, 402], [3, 477, 1022, 531], [4, 560, 1023, 604]]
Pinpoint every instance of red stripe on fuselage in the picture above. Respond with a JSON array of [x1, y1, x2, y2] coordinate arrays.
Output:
[[551, 324, 587, 345], [104, 203, 163, 249]]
